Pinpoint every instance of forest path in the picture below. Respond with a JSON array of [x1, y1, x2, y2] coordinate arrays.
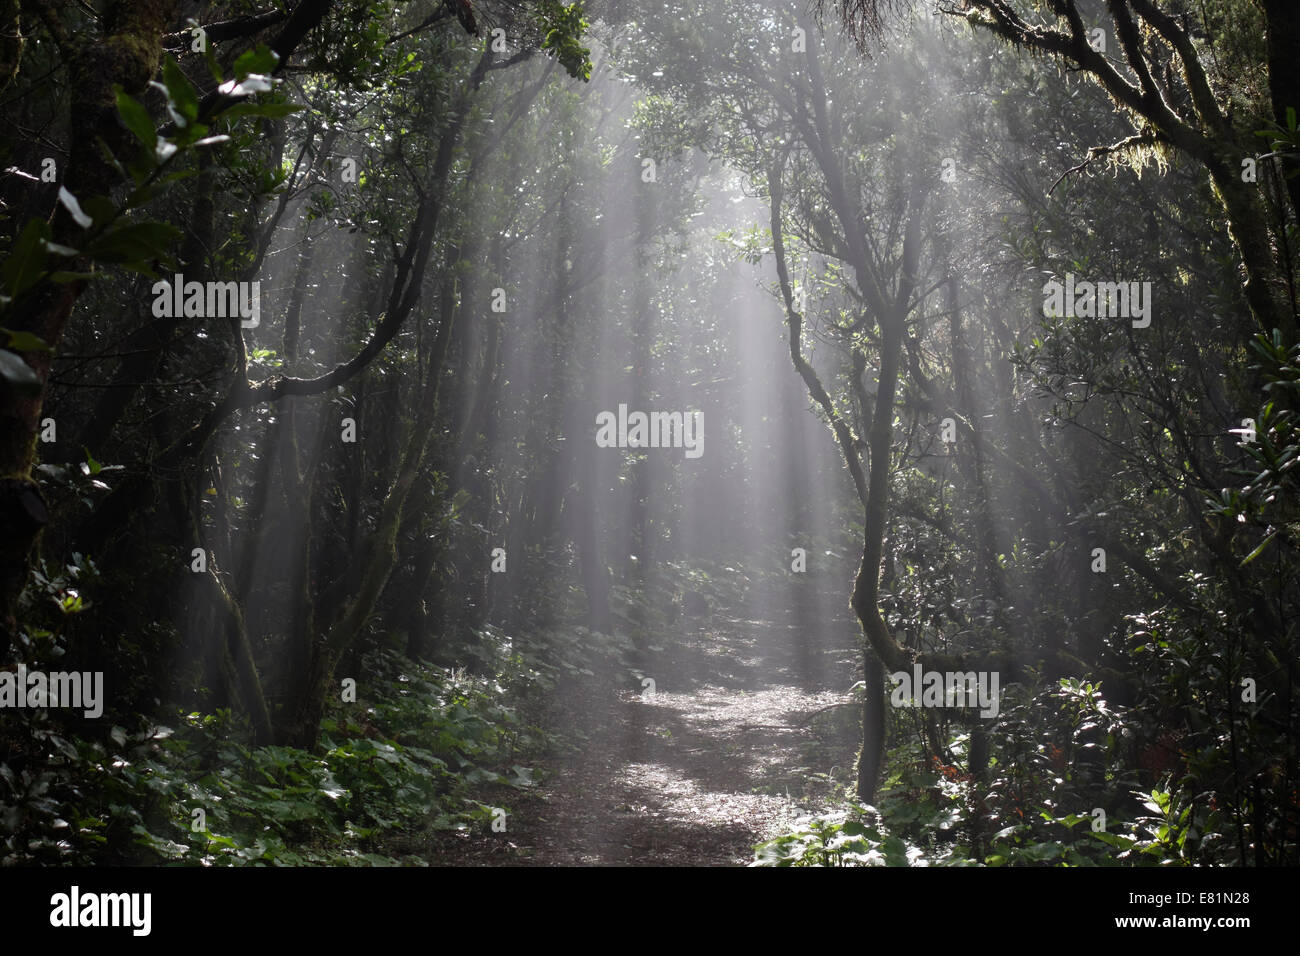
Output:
[[433, 598, 861, 865]]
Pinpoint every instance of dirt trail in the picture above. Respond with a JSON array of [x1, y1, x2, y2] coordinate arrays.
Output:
[[434, 601, 861, 865]]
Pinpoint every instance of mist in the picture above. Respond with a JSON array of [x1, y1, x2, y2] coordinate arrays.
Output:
[[0, 0, 1295, 895]]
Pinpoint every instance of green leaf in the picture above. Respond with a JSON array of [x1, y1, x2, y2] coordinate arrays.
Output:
[[126, 169, 197, 207], [86, 221, 181, 264], [233, 45, 279, 80], [0, 349, 41, 394], [126, 150, 156, 185], [115, 88, 156, 148], [160, 58, 199, 126], [1023, 842, 1062, 861], [220, 101, 304, 121], [82, 195, 117, 228], [1239, 529, 1279, 567], [1090, 831, 1135, 849], [95, 135, 130, 180], [1, 329, 53, 353], [2, 218, 52, 300]]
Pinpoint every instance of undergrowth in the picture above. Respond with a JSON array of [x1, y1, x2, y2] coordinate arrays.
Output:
[[752, 677, 1200, 867], [2, 622, 630, 865]]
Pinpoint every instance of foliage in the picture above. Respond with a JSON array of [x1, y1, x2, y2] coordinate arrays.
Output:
[[1, 647, 553, 866], [751, 804, 926, 867], [3, 0, 1299, 870]]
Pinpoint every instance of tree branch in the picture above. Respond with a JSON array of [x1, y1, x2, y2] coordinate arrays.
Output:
[[770, 154, 869, 506]]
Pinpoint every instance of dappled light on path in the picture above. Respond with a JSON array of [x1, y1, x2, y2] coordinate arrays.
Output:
[[433, 604, 861, 865]]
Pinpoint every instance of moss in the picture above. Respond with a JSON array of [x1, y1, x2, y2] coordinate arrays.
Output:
[[0, 0, 23, 96]]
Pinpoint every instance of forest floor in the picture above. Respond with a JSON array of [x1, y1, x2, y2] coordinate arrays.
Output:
[[429, 598, 863, 865]]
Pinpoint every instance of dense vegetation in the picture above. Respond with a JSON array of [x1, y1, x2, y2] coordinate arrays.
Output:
[[0, 0, 1296, 868]]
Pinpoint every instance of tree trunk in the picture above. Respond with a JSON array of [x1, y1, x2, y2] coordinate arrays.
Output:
[[0, 0, 180, 654]]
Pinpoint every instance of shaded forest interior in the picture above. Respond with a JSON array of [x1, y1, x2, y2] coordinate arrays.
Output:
[[0, 0, 1298, 867]]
